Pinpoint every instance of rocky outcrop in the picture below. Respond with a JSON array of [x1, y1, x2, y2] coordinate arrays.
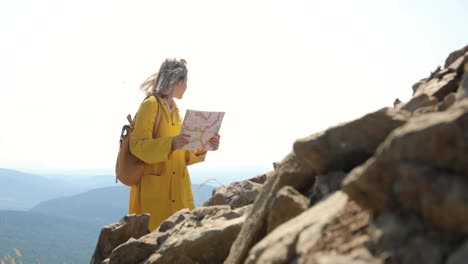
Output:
[[293, 107, 410, 174], [343, 98, 468, 231], [93, 44, 468, 264], [91, 214, 150, 264], [203, 173, 270, 209]]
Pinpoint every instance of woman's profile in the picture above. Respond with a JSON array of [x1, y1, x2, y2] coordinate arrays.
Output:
[[128, 58, 220, 231]]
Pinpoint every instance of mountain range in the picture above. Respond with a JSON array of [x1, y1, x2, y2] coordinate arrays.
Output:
[[0, 168, 220, 263]]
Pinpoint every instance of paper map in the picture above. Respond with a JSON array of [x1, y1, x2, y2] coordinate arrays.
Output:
[[180, 110, 225, 151]]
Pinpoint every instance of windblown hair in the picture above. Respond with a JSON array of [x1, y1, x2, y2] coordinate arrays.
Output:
[[140, 58, 188, 98]]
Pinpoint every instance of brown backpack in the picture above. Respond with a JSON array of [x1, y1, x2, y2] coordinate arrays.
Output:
[[115, 96, 162, 186]]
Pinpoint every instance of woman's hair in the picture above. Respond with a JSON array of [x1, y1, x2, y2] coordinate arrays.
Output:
[[140, 58, 188, 97]]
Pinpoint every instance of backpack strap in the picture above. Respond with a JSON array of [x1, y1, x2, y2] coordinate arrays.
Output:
[[152, 96, 163, 139]]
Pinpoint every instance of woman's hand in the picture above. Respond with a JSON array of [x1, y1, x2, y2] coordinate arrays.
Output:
[[172, 134, 190, 150], [209, 134, 220, 151]]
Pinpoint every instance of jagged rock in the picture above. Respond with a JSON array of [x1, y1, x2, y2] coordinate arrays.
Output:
[[309, 171, 346, 206], [91, 214, 150, 264], [400, 93, 438, 112], [226, 152, 316, 264], [204, 177, 266, 209], [266, 186, 309, 233], [445, 45, 468, 68], [399, 236, 444, 264], [343, 99, 468, 232], [447, 240, 468, 264], [456, 62, 468, 101], [366, 212, 452, 263], [142, 205, 251, 264], [302, 252, 380, 264], [447, 51, 468, 73], [412, 70, 460, 101], [158, 209, 190, 232], [294, 107, 409, 174], [393, 98, 403, 108], [107, 232, 161, 264], [244, 192, 375, 263], [248, 173, 268, 184], [439, 92, 457, 111], [369, 212, 424, 255]]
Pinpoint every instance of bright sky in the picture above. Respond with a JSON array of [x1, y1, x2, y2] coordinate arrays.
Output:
[[1, 0, 467, 172]]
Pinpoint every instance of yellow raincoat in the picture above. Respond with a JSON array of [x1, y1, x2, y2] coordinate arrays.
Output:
[[129, 95, 206, 231]]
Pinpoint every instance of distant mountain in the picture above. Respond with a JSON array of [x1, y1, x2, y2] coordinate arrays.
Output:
[[0, 210, 100, 264], [0, 168, 87, 210], [30, 186, 129, 225], [1, 184, 215, 263], [30, 185, 215, 225]]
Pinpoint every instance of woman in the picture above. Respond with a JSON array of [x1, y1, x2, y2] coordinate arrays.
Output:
[[129, 58, 220, 231]]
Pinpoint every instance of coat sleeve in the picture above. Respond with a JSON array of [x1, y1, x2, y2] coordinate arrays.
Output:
[[185, 150, 206, 166], [129, 98, 173, 164]]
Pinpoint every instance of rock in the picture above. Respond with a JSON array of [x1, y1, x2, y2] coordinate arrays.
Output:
[[447, 51, 468, 73], [244, 192, 349, 264], [267, 186, 309, 233], [438, 92, 457, 111], [301, 252, 381, 264], [91, 214, 150, 264], [456, 62, 468, 101], [204, 178, 266, 208], [447, 240, 468, 264], [107, 232, 161, 264], [369, 212, 423, 255], [412, 70, 460, 101], [248, 173, 268, 184], [158, 209, 190, 232], [143, 205, 250, 264], [393, 98, 403, 108], [244, 192, 375, 264], [401, 93, 438, 113], [399, 236, 443, 264], [394, 163, 468, 233], [309, 171, 346, 206], [294, 107, 409, 174], [343, 99, 468, 231], [445, 45, 468, 68], [226, 152, 316, 264]]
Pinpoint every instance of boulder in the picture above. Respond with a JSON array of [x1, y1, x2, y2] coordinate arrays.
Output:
[[204, 177, 266, 209], [266, 186, 309, 233], [343, 99, 468, 232], [294, 107, 409, 174], [91, 214, 150, 264], [143, 205, 251, 264]]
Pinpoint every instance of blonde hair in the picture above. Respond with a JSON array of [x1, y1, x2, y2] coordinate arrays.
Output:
[[140, 58, 188, 98]]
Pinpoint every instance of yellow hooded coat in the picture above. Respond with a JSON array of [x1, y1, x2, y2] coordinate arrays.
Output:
[[129, 95, 205, 231]]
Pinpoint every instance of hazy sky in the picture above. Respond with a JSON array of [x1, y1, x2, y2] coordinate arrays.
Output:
[[1, 0, 467, 172]]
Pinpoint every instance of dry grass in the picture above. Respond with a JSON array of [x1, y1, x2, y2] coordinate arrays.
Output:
[[2, 248, 25, 264]]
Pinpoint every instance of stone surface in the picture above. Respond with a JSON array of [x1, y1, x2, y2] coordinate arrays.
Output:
[[412, 71, 460, 101], [107, 232, 161, 264], [343, 99, 468, 232], [226, 152, 315, 264], [204, 179, 265, 209], [445, 45, 468, 68], [91, 214, 150, 264], [144, 205, 250, 264], [456, 62, 468, 101], [294, 107, 409, 174], [309, 171, 346, 206], [401, 93, 438, 112], [244, 192, 350, 264], [267, 186, 309, 233], [447, 240, 468, 264]]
